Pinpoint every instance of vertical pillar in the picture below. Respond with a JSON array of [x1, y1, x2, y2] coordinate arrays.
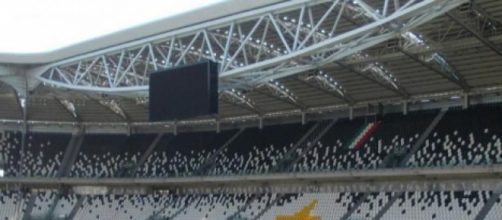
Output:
[[463, 94, 469, 109], [20, 76, 29, 178], [126, 123, 132, 136], [403, 101, 408, 115]]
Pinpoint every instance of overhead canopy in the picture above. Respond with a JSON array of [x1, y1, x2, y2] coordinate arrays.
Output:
[[0, 0, 502, 129]]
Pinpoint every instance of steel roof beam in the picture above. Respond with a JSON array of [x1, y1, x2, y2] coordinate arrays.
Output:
[[446, 12, 502, 57], [11, 88, 25, 119], [220, 89, 263, 116], [221, 99, 262, 116], [294, 77, 354, 105], [55, 97, 81, 122], [336, 62, 409, 99], [397, 47, 471, 92], [325, 0, 408, 100], [255, 89, 306, 111], [32, 0, 467, 96], [86, 95, 131, 123]]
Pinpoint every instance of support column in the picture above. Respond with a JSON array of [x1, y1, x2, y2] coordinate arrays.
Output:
[[340, 193, 371, 220], [403, 101, 408, 115], [44, 190, 64, 220], [166, 195, 200, 220], [474, 192, 501, 220], [463, 93, 470, 109], [226, 194, 259, 220], [21, 193, 37, 220], [372, 192, 404, 220], [57, 128, 85, 177], [46, 129, 85, 220], [65, 195, 85, 220], [399, 108, 448, 166], [148, 194, 199, 220], [371, 108, 448, 219], [274, 119, 337, 173], [196, 128, 246, 176], [250, 194, 284, 220], [129, 133, 169, 177]]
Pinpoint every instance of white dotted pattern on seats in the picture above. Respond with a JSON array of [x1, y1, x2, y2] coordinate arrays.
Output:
[[138, 149, 215, 177], [174, 194, 248, 220], [73, 194, 172, 220], [382, 191, 489, 220], [53, 194, 78, 219], [0, 131, 20, 176], [0, 190, 28, 220], [256, 193, 357, 220], [210, 144, 292, 176], [30, 191, 57, 218], [408, 130, 502, 167], [350, 192, 393, 219], [484, 194, 502, 220]]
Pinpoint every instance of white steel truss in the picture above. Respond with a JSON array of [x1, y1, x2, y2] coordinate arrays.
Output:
[[35, 0, 468, 97], [220, 89, 261, 114], [447, 5, 502, 57], [303, 70, 348, 99], [399, 31, 470, 91], [260, 79, 299, 103]]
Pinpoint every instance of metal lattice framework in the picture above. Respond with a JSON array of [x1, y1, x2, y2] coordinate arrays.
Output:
[[37, 0, 467, 98]]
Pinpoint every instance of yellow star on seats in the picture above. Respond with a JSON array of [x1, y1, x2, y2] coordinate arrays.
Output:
[[276, 199, 321, 220]]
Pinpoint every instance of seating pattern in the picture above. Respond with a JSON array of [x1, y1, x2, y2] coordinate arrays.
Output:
[[70, 134, 155, 177], [382, 191, 490, 220], [156, 194, 196, 218], [236, 193, 279, 219], [0, 105, 501, 179], [293, 111, 436, 172], [31, 190, 57, 219], [485, 193, 502, 220], [408, 105, 502, 168], [74, 193, 174, 220], [0, 189, 501, 219], [258, 192, 361, 220], [137, 130, 235, 177], [23, 133, 70, 177], [209, 123, 313, 176], [174, 194, 250, 220], [0, 130, 21, 176], [0, 189, 29, 220], [350, 192, 394, 219], [0, 105, 502, 219], [52, 193, 78, 219]]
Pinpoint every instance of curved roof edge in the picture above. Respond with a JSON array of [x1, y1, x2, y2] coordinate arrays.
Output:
[[0, 0, 284, 64]]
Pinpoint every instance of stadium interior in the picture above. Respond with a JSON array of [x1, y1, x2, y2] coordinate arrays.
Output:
[[1, 0, 502, 219]]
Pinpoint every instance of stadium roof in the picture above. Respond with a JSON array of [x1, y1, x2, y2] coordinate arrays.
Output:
[[1, 0, 502, 131]]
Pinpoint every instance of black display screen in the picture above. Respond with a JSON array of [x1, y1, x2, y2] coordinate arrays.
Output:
[[149, 61, 218, 121]]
